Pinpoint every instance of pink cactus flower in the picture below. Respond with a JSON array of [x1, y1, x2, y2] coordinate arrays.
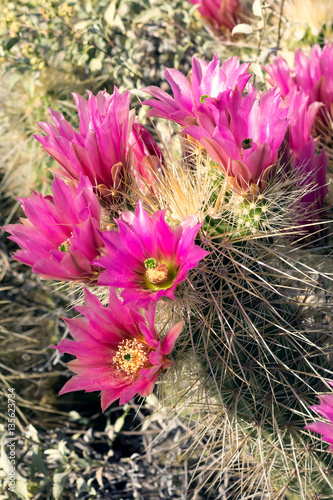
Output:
[[54, 288, 183, 409], [264, 43, 333, 128], [34, 88, 164, 201], [305, 381, 333, 451], [2, 175, 104, 282], [93, 200, 209, 305], [286, 89, 328, 221], [292, 141, 328, 223], [263, 56, 297, 99], [142, 55, 251, 126], [188, 0, 240, 32], [285, 88, 322, 157], [183, 86, 289, 193]]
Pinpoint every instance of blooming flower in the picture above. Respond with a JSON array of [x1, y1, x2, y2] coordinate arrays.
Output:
[[292, 141, 328, 224], [285, 88, 321, 157], [54, 288, 183, 409], [305, 381, 333, 451], [183, 86, 289, 193], [2, 175, 104, 282], [188, 0, 240, 32], [264, 43, 333, 129], [128, 122, 164, 195], [94, 200, 209, 305], [286, 89, 328, 222], [142, 55, 251, 126], [34, 88, 164, 201]]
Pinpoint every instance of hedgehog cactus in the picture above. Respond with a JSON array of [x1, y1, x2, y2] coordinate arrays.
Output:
[[146, 144, 333, 497], [3, 54, 333, 498]]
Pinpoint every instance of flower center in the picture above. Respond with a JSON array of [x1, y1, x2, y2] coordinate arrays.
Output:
[[144, 258, 171, 285], [144, 258, 158, 269], [113, 339, 150, 375], [241, 138, 253, 150], [59, 238, 71, 252]]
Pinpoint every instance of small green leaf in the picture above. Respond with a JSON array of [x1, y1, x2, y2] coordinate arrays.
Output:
[[104, 0, 117, 26], [89, 58, 103, 72], [133, 7, 162, 24], [252, 0, 262, 18], [53, 470, 70, 500], [232, 23, 253, 35]]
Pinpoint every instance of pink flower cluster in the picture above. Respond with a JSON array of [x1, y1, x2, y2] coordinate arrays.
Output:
[[188, 0, 240, 32], [34, 88, 164, 200], [144, 55, 328, 215], [3, 53, 330, 410], [263, 44, 332, 220], [2, 87, 208, 409], [264, 43, 333, 131]]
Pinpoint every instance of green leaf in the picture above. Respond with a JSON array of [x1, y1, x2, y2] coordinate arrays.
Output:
[[7, 72, 23, 91], [114, 404, 130, 433], [6, 37, 19, 51], [53, 470, 70, 500], [232, 23, 253, 35], [74, 20, 90, 31], [0, 434, 30, 500], [89, 58, 103, 72], [133, 7, 162, 24], [104, 0, 118, 26], [252, 0, 262, 18], [251, 62, 264, 82]]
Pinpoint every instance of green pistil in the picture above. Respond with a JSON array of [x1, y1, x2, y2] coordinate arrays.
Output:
[[242, 138, 253, 150], [124, 353, 131, 361], [143, 261, 177, 291], [144, 258, 158, 269], [59, 242, 69, 252], [200, 94, 210, 103]]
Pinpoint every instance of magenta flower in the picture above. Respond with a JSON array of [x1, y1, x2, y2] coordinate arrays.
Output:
[[305, 382, 333, 451], [188, 0, 239, 32], [54, 288, 183, 410], [128, 122, 164, 195], [292, 141, 328, 223], [183, 86, 289, 193], [94, 200, 209, 305], [286, 89, 328, 220], [286, 88, 321, 157], [2, 175, 104, 282], [263, 56, 297, 99], [142, 55, 251, 126], [264, 43, 333, 128], [293, 147, 328, 232], [34, 88, 164, 201]]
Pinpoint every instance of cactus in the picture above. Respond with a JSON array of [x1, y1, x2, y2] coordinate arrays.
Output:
[[145, 142, 333, 499], [3, 52, 332, 499]]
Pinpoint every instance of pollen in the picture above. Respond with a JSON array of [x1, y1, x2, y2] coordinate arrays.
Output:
[[113, 339, 150, 375], [145, 262, 171, 285]]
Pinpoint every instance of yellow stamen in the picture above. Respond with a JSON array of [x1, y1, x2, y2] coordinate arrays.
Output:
[[145, 263, 170, 285], [113, 339, 150, 375]]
